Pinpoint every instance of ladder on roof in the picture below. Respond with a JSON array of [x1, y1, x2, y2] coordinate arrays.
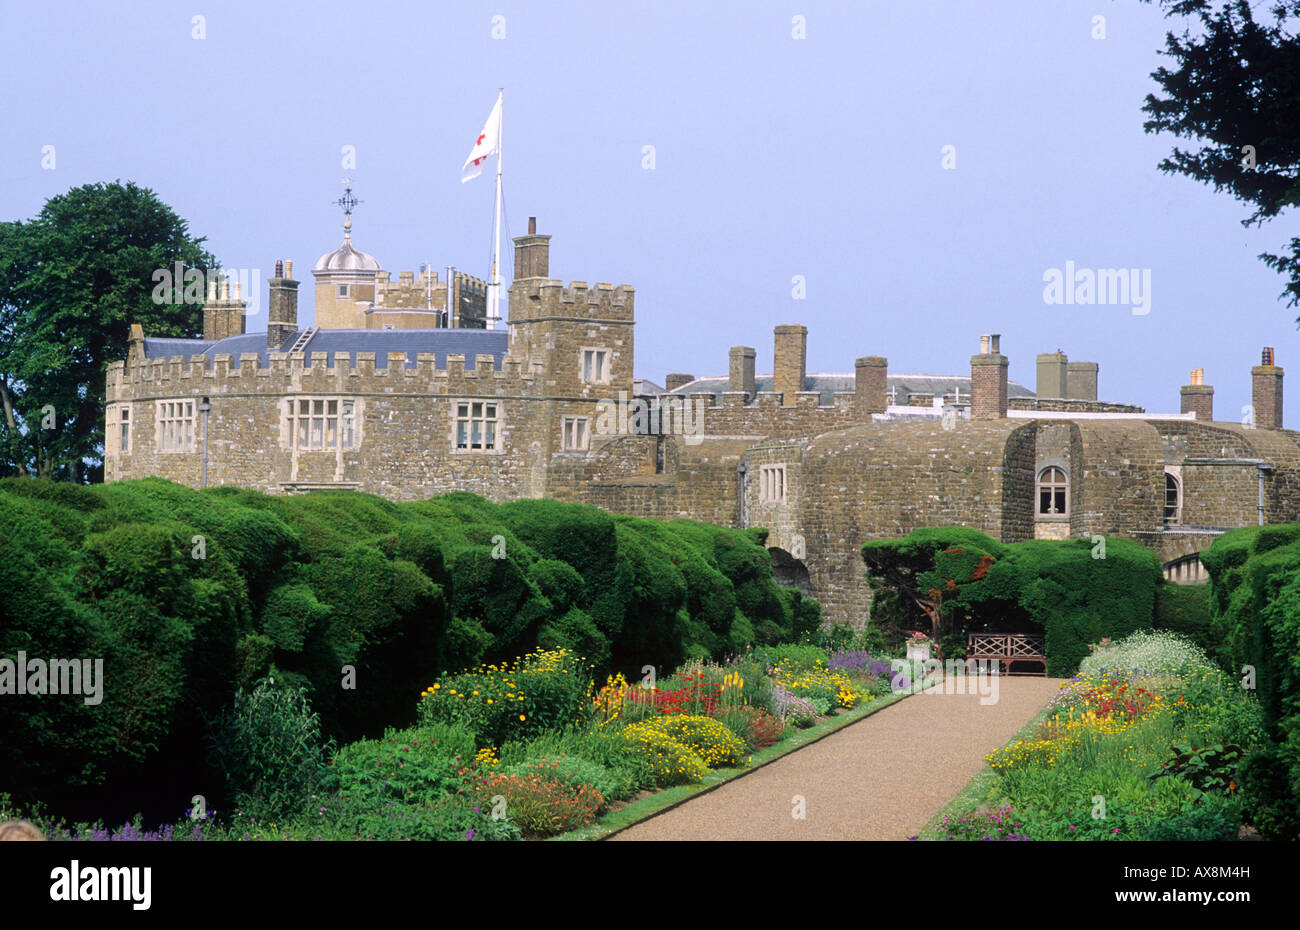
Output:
[[286, 326, 317, 354]]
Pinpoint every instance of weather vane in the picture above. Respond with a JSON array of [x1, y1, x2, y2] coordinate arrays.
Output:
[[335, 178, 362, 232]]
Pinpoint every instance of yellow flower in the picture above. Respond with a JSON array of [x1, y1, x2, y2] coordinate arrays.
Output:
[[519, 714, 527, 721]]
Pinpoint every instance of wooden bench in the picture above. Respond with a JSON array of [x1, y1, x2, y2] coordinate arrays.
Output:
[[965, 633, 1047, 676]]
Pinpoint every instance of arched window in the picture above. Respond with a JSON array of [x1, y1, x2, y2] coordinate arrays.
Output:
[[1037, 466, 1068, 516], [1165, 471, 1182, 525]]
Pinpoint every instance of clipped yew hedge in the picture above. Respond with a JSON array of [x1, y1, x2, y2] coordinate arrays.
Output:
[[0, 477, 809, 810], [862, 528, 1164, 676]]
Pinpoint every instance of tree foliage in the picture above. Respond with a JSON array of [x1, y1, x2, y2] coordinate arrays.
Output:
[[1139, 0, 1300, 312], [0, 182, 217, 480]]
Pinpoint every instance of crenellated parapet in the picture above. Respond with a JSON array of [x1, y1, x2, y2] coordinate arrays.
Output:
[[106, 348, 539, 404], [508, 279, 635, 323]]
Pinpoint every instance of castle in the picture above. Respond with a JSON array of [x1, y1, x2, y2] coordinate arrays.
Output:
[[105, 215, 1300, 627]]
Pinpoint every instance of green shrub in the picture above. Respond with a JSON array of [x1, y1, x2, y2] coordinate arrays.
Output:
[[499, 726, 655, 795], [310, 791, 521, 841], [504, 755, 624, 806], [474, 765, 604, 836], [1154, 581, 1214, 653], [206, 678, 333, 819], [329, 724, 474, 806]]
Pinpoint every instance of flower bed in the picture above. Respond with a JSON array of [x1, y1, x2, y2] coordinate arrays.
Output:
[[921, 631, 1265, 841]]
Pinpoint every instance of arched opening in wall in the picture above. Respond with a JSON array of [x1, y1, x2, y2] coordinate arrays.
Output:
[[1036, 466, 1068, 516], [768, 547, 811, 597], [1164, 470, 1182, 525]]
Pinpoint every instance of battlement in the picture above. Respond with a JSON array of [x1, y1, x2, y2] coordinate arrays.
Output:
[[509, 278, 635, 322], [107, 346, 541, 403]]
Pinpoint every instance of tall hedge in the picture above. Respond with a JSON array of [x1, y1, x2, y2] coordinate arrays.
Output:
[[862, 529, 1163, 675], [0, 477, 809, 811], [1200, 526, 1300, 838]]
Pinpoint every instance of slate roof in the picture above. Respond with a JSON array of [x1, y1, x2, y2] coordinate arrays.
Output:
[[142, 328, 509, 370], [664, 373, 1035, 404]]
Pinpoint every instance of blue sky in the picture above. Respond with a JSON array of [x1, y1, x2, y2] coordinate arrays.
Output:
[[1, 0, 1294, 418]]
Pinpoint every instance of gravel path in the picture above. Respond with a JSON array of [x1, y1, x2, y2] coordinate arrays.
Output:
[[609, 676, 1063, 841]]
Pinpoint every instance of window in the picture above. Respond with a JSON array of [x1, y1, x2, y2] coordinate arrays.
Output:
[[759, 464, 787, 503], [562, 417, 589, 451], [338, 284, 349, 297], [1037, 466, 1068, 516], [284, 398, 356, 450], [455, 401, 500, 451], [581, 348, 610, 384], [119, 407, 130, 453], [157, 400, 195, 452], [1165, 471, 1182, 525]]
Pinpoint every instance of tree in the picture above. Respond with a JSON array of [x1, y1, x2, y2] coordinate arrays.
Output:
[[1139, 1, 1300, 314], [0, 182, 217, 481]]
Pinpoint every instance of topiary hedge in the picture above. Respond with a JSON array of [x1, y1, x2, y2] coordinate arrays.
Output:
[[0, 477, 811, 815]]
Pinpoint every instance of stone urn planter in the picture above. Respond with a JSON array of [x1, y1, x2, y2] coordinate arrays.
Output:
[[906, 641, 932, 661]]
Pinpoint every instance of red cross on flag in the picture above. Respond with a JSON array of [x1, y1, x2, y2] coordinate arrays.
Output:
[[461, 95, 502, 183]]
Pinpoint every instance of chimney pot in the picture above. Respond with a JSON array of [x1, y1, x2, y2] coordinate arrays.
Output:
[[528, 216, 537, 235], [275, 260, 283, 278], [285, 259, 293, 279], [979, 334, 990, 355], [990, 334, 1001, 354], [221, 280, 230, 300]]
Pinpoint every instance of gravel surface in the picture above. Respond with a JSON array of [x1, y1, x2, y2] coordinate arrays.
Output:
[[609, 676, 1063, 841]]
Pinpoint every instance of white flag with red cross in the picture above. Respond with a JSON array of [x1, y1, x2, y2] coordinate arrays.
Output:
[[461, 96, 502, 183]]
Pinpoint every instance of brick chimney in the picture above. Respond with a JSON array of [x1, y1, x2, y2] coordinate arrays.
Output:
[[1252, 347, 1284, 429], [513, 216, 551, 279], [1180, 368, 1214, 421], [267, 259, 299, 350], [1066, 361, 1098, 402], [1036, 351, 1068, 399], [729, 346, 756, 397], [773, 324, 808, 407], [664, 373, 696, 392], [970, 333, 1008, 419], [855, 356, 887, 418], [202, 274, 247, 341]]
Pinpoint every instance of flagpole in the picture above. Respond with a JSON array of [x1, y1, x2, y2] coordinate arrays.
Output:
[[490, 87, 504, 328]]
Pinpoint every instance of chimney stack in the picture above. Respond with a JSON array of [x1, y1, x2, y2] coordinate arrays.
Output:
[[773, 324, 808, 406], [1066, 361, 1098, 401], [267, 258, 299, 350], [729, 346, 756, 397], [664, 373, 696, 392], [1180, 368, 1214, 421], [1252, 347, 1284, 429], [855, 356, 888, 418], [1036, 351, 1068, 399], [202, 273, 247, 341], [513, 217, 551, 280], [970, 333, 1009, 419]]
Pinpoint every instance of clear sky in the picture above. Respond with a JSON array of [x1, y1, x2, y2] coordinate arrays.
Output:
[[1, 0, 1294, 419]]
